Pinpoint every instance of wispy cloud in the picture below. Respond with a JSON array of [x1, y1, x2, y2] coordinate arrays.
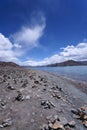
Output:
[[0, 14, 46, 64], [11, 13, 46, 50], [12, 24, 45, 49]]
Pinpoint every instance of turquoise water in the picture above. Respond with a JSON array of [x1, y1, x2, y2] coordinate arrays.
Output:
[[32, 66, 87, 82]]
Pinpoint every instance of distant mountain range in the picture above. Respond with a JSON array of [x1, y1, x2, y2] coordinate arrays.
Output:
[[45, 60, 87, 67], [0, 60, 87, 68]]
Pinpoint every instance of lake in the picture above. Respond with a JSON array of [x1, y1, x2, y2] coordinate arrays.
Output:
[[31, 66, 87, 82]]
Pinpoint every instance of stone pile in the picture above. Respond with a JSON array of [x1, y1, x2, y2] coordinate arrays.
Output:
[[71, 105, 87, 128], [41, 116, 76, 130]]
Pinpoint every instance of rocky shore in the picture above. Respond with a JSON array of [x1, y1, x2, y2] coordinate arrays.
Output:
[[0, 64, 87, 130]]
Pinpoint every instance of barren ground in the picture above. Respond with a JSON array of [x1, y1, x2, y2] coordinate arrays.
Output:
[[0, 66, 87, 130]]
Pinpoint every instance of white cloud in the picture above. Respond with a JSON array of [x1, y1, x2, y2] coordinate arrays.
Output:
[[0, 15, 46, 64], [13, 43, 22, 48], [12, 25, 45, 48], [23, 42, 87, 66], [0, 22, 87, 66], [12, 15, 46, 50], [60, 42, 87, 60], [0, 11, 46, 64], [0, 33, 21, 63], [0, 33, 13, 50], [0, 32, 87, 66]]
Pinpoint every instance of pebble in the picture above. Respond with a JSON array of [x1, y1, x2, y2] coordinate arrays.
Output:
[[34, 80, 39, 84], [26, 95, 30, 100], [31, 119, 34, 123], [41, 100, 55, 109], [7, 85, 15, 90], [15, 92, 24, 101], [1, 118, 12, 127], [50, 120, 64, 130], [83, 115, 87, 120], [81, 106, 87, 111], [83, 120, 87, 128], [59, 117, 68, 126], [71, 108, 78, 115], [52, 93, 61, 99], [68, 120, 76, 128]]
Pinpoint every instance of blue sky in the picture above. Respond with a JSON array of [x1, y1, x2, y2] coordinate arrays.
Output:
[[0, 0, 87, 66]]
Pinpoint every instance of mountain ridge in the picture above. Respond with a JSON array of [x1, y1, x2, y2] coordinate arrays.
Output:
[[46, 60, 87, 67]]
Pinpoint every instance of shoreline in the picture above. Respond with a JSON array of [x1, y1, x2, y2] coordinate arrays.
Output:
[[32, 69, 87, 94], [30, 66, 87, 83]]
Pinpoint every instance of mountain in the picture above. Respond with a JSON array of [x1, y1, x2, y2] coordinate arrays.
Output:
[[46, 60, 87, 67], [0, 61, 20, 67], [78, 61, 87, 65]]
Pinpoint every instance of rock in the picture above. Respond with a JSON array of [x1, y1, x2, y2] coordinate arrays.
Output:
[[41, 124, 49, 130], [32, 85, 38, 88], [21, 83, 27, 88], [51, 86, 56, 90], [59, 117, 68, 126], [0, 101, 6, 109], [50, 120, 64, 130], [1, 102, 5, 107], [83, 120, 87, 128], [77, 108, 85, 119], [71, 108, 78, 115], [48, 122, 53, 128], [0, 125, 3, 128], [41, 100, 46, 106], [21, 79, 28, 87], [46, 115, 58, 124], [1, 118, 12, 127], [13, 79, 17, 84], [73, 114, 80, 119], [25, 95, 30, 100], [44, 84, 48, 87], [83, 115, 87, 120], [68, 121, 76, 128], [64, 126, 71, 130], [40, 78, 47, 83], [54, 115, 59, 121], [52, 93, 61, 99], [41, 100, 55, 109], [85, 110, 87, 115], [31, 119, 34, 123], [15, 91, 24, 101], [7, 85, 15, 90], [34, 80, 39, 84], [44, 125, 49, 130], [42, 88, 46, 92], [41, 100, 51, 109], [29, 75, 34, 80], [56, 86, 62, 91], [81, 106, 87, 111]]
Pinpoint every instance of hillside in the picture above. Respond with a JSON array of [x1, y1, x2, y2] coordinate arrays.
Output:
[[46, 60, 86, 67], [0, 61, 20, 67]]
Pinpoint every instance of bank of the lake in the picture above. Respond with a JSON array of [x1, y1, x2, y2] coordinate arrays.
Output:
[[32, 66, 87, 82], [0, 65, 87, 130]]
